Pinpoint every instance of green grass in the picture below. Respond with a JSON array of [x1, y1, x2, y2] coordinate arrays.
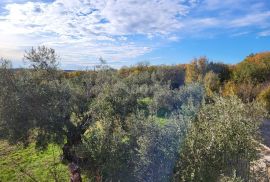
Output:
[[149, 116, 168, 126], [0, 140, 69, 182], [137, 97, 153, 106]]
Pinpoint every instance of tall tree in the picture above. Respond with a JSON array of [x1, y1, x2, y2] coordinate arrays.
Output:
[[0, 47, 91, 163]]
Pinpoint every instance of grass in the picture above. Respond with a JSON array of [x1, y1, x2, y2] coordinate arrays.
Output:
[[0, 140, 69, 182], [155, 116, 168, 126]]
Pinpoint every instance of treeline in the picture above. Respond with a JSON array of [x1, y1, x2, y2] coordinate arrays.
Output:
[[65, 52, 270, 107], [0, 46, 270, 181]]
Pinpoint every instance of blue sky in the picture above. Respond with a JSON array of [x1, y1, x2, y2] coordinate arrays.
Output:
[[0, 0, 269, 69]]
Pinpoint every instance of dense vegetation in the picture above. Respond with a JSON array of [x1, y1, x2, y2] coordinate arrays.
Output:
[[0, 46, 270, 181]]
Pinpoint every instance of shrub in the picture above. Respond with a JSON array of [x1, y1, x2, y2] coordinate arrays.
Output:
[[257, 86, 270, 112], [233, 52, 270, 83], [174, 96, 267, 182], [204, 71, 221, 97], [222, 81, 237, 97]]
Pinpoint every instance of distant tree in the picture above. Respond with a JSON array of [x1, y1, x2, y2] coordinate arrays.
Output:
[[204, 71, 220, 97], [153, 65, 185, 89], [185, 57, 208, 83], [207, 62, 231, 82], [235, 80, 263, 102], [222, 80, 264, 102], [185, 57, 231, 84], [24, 46, 59, 70], [222, 81, 237, 97], [95, 57, 111, 70], [233, 52, 270, 83]]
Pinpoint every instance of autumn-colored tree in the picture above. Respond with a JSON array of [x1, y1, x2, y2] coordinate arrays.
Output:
[[222, 81, 237, 97], [185, 57, 208, 83], [204, 71, 220, 97], [185, 57, 230, 85], [233, 52, 270, 83]]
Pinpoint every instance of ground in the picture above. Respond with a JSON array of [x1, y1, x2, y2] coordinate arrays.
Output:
[[0, 141, 69, 181], [252, 120, 270, 181]]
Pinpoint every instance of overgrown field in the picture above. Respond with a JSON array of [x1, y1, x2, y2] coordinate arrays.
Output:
[[1, 47, 270, 181]]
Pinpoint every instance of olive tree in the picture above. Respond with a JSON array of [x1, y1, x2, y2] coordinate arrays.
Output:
[[74, 82, 204, 181], [174, 96, 267, 182], [0, 47, 91, 163]]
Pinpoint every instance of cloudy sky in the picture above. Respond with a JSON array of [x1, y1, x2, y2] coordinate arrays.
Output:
[[0, 0, 269, 69]]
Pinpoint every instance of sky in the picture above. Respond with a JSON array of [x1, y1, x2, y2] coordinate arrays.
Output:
[[0, 0, 269, 70]]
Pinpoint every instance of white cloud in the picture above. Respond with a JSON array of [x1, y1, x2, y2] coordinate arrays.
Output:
[[258, 30, 270, 37], [178, 0, 270, 38], [0, 0, 269, 69], [0, 0, 196, 69], [202, 0, 245, 10], [229, 11, 270, 28], [230, 31, 250, 37]]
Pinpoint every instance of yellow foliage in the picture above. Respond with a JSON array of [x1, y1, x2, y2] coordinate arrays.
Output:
[[204, 71, 220, 97], [233, 52, 270, 83], [222, 81, 237, 97], [84, 121, 105, 137], [185, 57, 208, 83], [64, 71, 83, 78], [245, 52, 270, 63]]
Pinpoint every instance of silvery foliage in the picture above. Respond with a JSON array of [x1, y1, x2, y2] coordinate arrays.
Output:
[[134, 83, 204, 182]]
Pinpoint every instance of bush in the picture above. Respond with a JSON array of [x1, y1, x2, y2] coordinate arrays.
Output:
[[204, 71, 220, 97], [174, 96, 267, 182], [222, 81, 237, 97], [257, 86, 270, 112], [233, 52, 270, 83]]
